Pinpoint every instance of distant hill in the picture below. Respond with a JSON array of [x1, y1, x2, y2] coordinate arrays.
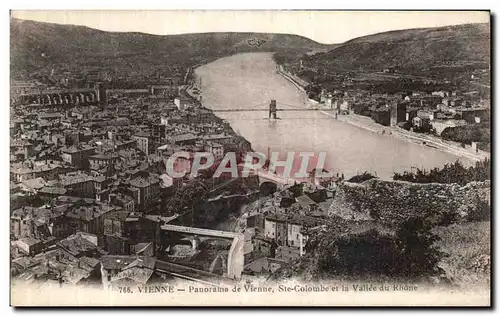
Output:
[[10, 18, 333, 78], [307, 23, 490, 72]]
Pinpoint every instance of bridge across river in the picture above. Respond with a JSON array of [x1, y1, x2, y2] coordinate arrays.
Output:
[[160, 224, 245, 280], [212, 108, 335, 112], [209, 99, 336, 113]]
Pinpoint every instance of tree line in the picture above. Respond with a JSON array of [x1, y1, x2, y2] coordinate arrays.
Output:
[[393, 159, 490, 185]]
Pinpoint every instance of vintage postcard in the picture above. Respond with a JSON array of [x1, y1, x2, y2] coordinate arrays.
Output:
[[9, 10, 491, 306]]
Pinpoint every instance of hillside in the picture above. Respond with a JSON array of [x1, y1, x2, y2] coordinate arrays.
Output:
[[307, 23, 490, 72], [10, 18, 332, 79], [328, 178, 490, 227], [271, 178, 490, 287]]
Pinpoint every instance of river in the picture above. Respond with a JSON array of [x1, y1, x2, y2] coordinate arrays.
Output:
[[196, 52, 466, 180]]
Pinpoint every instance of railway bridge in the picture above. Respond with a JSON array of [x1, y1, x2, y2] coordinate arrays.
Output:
[[15, 85, 107, 106]]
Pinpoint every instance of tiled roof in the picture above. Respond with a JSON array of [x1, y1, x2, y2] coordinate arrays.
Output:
[[129, 175, 160, 188], [57, 233, 102, 257]]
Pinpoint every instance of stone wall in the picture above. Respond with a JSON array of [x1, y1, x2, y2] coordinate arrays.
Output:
[[328, 179, 490, 227]]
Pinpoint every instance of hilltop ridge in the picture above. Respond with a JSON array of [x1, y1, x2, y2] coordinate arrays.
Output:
[[306, 22, 490, 72], [10, 18, 333, 78]]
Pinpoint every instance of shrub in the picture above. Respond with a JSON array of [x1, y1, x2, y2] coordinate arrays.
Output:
[[347, 172, 377, 183], [315, 217, 445, 279]]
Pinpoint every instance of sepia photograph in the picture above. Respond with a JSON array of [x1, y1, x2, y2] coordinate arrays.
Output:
[[8, 10, 491, 307]]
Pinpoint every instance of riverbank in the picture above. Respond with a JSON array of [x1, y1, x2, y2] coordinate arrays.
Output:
[[274, 63, 488, 163], [276, 65, 306, 92], [328, 110, 489, 163], [181, 85, 254, 153], [183, 78, 257, 155]]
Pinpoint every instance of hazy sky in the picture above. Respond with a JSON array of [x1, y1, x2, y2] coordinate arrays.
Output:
[[11, 10, 489, 44]]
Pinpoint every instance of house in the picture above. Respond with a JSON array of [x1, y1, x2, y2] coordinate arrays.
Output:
[[10, 139, 35, 160], [64, 203, 116, 236], [405, 107, 419, 122], [132, 132, 152, 155], [24, 248, 103, 286], [19, 177, 47, 194], [436, 103, 451, 112], [38, 112, 62, 123], [204, 142, 224, 160], [38, 187, 68, 202], [458, 108, 490, 124], [125, 215, 162, 249], [108, 193, 135, 213], [252, 236, 274, 258], [57, 232, 105, 258], [89, 154, 120, 177], [93, 176, 111, 194], [60, 172, 95, 198], [417, 110, 435, 121], [393, 103, 407, 124], [103, 211, 131, 254], [16, 238, 43, 256], [11, 206, 68, 240], [60, 145, 96, 169], [295, 194, 317, 213], [99, 255, 157, 289], [62, 256, 102, 285], [246, 210, 264, 229], [174, 97, 191, 111], [412, 110, 435, 130], [371, 108, 391, 126], [129, 174, 161, 211], [115, 139, 137, 151], [172, 133, 198, 146], [339, 100, 350, 114], [10, 162, 63, 183], [432, 91, 448, 98], [275, 245, 301, 262], [264, 213, 322, 258]]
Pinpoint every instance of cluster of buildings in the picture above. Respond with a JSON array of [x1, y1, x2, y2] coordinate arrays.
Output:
[[10, 200, 168, 287], [318, 88, 490, 137], [281, 58, 490, 146], [10, 78, 254, 288], [241, 182, 337, 278]]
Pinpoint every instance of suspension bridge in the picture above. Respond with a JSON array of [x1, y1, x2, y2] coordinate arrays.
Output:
[[209, 100, 336, 113], [211, 108, 334, 112]]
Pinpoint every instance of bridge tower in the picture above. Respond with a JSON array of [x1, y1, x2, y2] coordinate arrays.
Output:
[[269, 99, 277, 119]]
